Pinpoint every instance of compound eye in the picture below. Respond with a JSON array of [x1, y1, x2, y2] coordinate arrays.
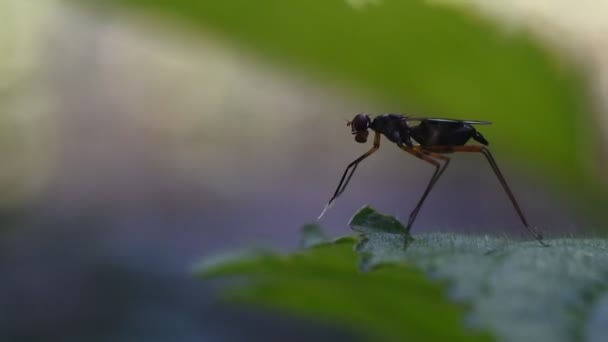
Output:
[[351, 114, 370, 132]]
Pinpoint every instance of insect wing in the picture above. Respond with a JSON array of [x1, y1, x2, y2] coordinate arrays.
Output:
[[406, 117, 492, 125]]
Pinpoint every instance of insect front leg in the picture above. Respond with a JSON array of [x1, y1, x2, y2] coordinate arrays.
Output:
[[318, 132, 381, 219]]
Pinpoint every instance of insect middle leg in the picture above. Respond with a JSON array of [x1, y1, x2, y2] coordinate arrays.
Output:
[[398, 145, 451, 233]]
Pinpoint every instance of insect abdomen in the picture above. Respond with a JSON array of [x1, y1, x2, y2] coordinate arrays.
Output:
[[411, 122, 482, 146]]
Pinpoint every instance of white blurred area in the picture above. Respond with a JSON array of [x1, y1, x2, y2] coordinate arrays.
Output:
[[0, 1, 366, 214], [0, 0, 59, 208]]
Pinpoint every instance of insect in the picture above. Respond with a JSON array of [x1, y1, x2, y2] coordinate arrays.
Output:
[[318, 113, 546, 246]]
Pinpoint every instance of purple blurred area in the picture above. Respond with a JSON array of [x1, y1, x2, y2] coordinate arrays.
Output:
[[0, 3, 587, 341]]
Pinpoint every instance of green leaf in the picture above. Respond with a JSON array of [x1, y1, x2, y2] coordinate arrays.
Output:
[[198, 206, 608, 341], [350, 205, 414, 271], [350, 206, 608, 342], [197, 234, 490, 341]]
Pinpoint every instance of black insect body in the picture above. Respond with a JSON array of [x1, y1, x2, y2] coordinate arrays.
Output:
[[318, 113, 546, 246], [409, 118, 489, 146]]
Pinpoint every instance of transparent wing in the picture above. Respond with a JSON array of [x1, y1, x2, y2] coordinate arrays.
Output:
[[406, 117, 492, 125]]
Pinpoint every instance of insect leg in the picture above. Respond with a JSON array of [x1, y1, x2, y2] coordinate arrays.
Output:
[[318, 132, 381, 219], [430, 145, 546, 246], [398, 146, 450, 233], [407, 151, 451, 232]]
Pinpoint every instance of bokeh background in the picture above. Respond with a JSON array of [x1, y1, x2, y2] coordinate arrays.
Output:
[[1, 0, 607, 340]]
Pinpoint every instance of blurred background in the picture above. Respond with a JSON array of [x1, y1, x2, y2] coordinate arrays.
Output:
[[1, 0, 607, 340]]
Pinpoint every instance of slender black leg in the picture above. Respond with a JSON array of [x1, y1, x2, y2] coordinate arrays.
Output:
[[398, 146, 451, 233], [480, 148, 546, 245], [407, 152, 450, 232], [318, 133, 381, 219], [432, 145, 546, 246]]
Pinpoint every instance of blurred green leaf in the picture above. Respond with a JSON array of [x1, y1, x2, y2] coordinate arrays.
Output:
[[197, 234, 490, 341], [299, 223, 330, 249], [83, 0, 595, 194], [199, 206, 608, 341]]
